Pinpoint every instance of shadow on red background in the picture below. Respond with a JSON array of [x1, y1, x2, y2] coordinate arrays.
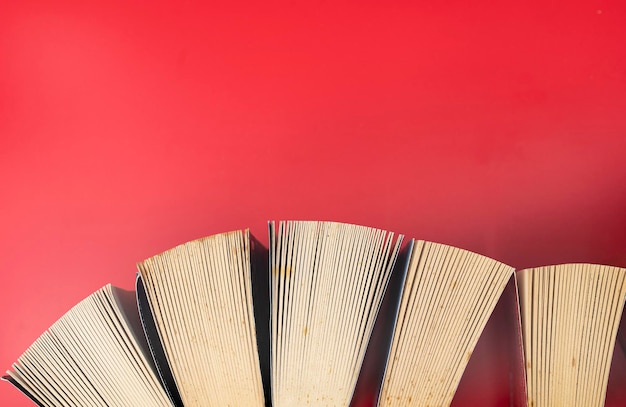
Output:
[[2, 1, 626, 405]]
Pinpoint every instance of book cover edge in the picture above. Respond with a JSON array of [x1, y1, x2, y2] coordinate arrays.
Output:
[[135, 273, 185, 407]]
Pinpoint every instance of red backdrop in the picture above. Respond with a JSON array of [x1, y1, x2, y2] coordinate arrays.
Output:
[[2, 1, 626, 406]]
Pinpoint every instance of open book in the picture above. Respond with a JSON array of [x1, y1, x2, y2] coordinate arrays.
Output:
[[518, 264, 626, 407], [4, 285, 172, 406], [4, 221, 626, 406]]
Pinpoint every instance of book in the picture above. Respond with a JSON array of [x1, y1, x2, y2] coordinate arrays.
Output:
[[518, 264, 626, 407], [4, 221, 626, 407], [3, 285, 172, 407], [268, 221, 402, 406], [376, 240, 524, 407], [135, 229, 268, 407]]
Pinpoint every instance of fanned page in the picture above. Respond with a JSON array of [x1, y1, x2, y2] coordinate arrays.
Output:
[[136, 229, 266, 407], [518, 264, 626, 407], [269, 220, 402, 406], [4, 285, 172, 407], [378, 240, 515, 407]]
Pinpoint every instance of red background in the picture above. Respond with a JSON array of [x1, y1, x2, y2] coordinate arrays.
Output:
[[2, 1, 626, 405]]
